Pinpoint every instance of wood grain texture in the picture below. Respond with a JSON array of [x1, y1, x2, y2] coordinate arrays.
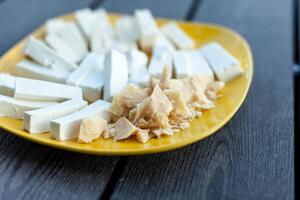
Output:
[[109, 0, 294, 200], [0, 1, 119, 200], [0, 0, 94, 55], [101, 0, 194, 19]]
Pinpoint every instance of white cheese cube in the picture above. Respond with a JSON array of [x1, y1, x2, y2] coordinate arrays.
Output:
[[127, 49, 149, 86], [16, 60, 70, 83], [74, 8, 96, 40], [45, 18, 67, 35], [24, 37, 77, 72], [155, 34, 176, 52], [173, 51, 192, 78], [113, 40, 138, 53], [0, 95, 56, 119], [134, 9, 160, 51], [103, 50, 128, 101], [50, 100, 111, 141], [0, 73, 15, 96], [161, 22, 195, 50], [115, 17, 139, 43], [14, 77, 83, 102], [56, 22, 88, 60], [24, 98, 87, 134], [173, 51, 214, 80], [45, 34, 81, 63], [148, 44, 173, 77], [190, 51, 214, 81], [67, 53, 104, 86], [79, 65, 105, 102], [200, 42, 243, 82]]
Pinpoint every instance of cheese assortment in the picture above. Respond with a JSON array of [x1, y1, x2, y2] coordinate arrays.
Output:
[[0, 8, 244, 144]]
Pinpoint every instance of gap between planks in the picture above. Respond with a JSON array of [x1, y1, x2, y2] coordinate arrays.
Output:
[[95, 0, 204, 199]]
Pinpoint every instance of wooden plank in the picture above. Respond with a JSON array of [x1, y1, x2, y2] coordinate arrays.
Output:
[[101, 0, 194, 19], [0, 0, 94, 55], [0, 1, 119, 200], [108, 0, 294, 200]]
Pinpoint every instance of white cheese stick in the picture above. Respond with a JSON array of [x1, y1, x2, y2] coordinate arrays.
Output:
[[173, 51, 192, 78], [67, 53, 104, 86], [200, 42, 243, 82], [56, 22, 88, 60], [51, 100, 111, 141], [0, 95, 56, 119], [103, 50, 128, 101], [74, 8, 96, 40], [161, 22, 195, 50], [16, 60, 70, 83], [90, 25, 115, 53], [94, 8, 114, 36], [24, 37, 77, 72], [148, 44, 173, 77], [134, 9, 160, 51], [24, 98, 87, 134], [45, 18, 67, 35], [127, 49, 149, 86], [45, 34, 81, 63], [79, 64, 105, 102], [115, 17, 139, 43], [0, 73, 15, 96], [90, 9, 115, 53], [14, 77, 83, 102]]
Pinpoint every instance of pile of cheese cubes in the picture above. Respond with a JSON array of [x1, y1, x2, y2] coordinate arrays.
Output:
[[0, 8, 243, 143]]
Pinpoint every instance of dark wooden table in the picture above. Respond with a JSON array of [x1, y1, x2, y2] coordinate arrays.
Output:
[[0, 0, 294, 199]]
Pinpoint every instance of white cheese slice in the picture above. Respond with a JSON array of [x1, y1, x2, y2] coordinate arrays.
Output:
[[148, 44, 173, 77], [14, 77, 83, 102], [67, 53, 104, 86], [127, 49, 149, 86], [79, 61, 105, 102], [134, 9, 160, 51], [0, 95, 56, 119], [45, 34, 81, 63], [24, 98, 87, 134], [56, 22, 88, 60], [0, 73, 15, 96], [45, 18, 67, 35], [161, 22, 195, 50], [16, 60, 70, 83], [50, 100, 111, 141], [24, 37, 77, 72], [74, 8, 96, 40], [103, 50, 129, 101], [173, 51, 192, 78], [200, 42, 243, 82], [115, 17, 139, 43]]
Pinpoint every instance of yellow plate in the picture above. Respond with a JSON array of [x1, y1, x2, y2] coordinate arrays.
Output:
[[0, 13, 253, 155]]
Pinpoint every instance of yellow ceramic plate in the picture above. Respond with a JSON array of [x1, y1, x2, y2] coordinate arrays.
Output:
[[0, 13, 253, 155]]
